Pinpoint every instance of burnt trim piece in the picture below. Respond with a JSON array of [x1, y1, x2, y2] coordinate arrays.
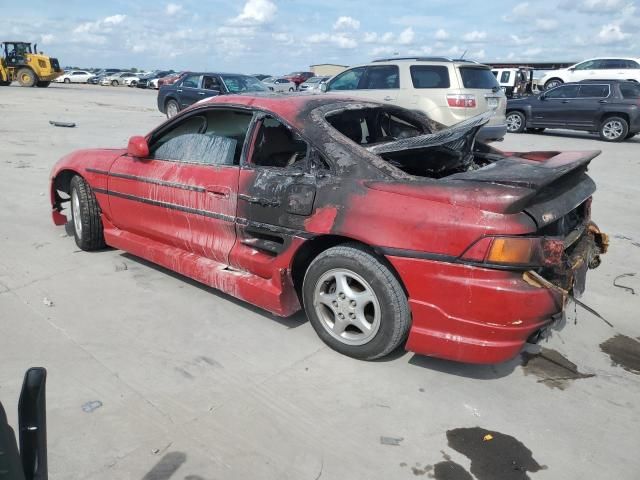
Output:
[[86, 168, 206, 193], [236, 218, 314, 239], [93, 188, 235, 223], [377, 246, 458, 263]]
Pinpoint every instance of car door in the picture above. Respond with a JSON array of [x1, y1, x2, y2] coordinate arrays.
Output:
[[531, 84, 580, 126], [351, 65, 400, 103], [107, 107, 254, 265], [564, 84, 611, 128], [230, 114, 322, 276], [568, 60, 601, 82], [326, 67, 366, 94], [175, 73, 203, 109]]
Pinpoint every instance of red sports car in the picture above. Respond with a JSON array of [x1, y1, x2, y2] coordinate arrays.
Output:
[[49, 94, 607, 363]]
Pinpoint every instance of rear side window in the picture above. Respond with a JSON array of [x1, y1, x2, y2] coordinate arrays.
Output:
[[623, 60, 640, 69], [410, 65, 450, 88], [361, 65, 399, 89], [458, 67, 499, 89], [620, 83, 640, 99], [181, 74, 201, 88], [578, 84, 609, 98], [500, 71, 511, 83]]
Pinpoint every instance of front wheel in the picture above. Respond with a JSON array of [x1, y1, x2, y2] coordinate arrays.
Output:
[[69, 175, 106, 251], [111, 80, 118, 86], [289, 87, 294, 92], [506, 111, 526, 133], [599, 116, 628, 142], [64, 78, 70, 83], [17, 68, 36, 87], [36, 81, 51, 88], [302, 244, 410, 360], [544, 78, 563, 90]]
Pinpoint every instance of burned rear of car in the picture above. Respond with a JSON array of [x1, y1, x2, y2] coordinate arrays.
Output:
[[301, 99, 607, 363]]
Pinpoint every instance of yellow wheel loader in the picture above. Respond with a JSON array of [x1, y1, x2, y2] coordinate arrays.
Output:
[[0, 41, 62, 87]]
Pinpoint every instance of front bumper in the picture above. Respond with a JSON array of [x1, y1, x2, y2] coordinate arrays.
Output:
[[476, 124, 507, 143], [388, 257, 565, 364]]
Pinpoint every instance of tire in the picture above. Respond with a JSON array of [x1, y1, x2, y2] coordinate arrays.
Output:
[[599, 116, 629, 142], [289, 87, 294, 92], [302, 244, 410, 360], [17, 68, 36, 87], [506, 111, 526, 133], [36, 81, 51, 88], [526, 127, 545, 133], [0, 80, 10, 86], [544, 78, 563, 90], [625, 132, 636, 139], [165, 99, 179, 118], [69, 175, 106, 251], [64, 78, 70, 84], [111, 80, 118, 86]]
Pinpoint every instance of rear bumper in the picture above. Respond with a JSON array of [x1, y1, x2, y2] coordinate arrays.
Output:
[[387, 256, 564, 364], [476, 124, 507, 142]]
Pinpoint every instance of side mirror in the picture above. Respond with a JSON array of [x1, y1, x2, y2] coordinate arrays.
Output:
[[569, 67, 575, 72], [127, 136, 149, 158], [320, 83, 328, 93]]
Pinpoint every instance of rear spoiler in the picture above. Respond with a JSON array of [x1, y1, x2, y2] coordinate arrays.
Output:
[[0, 368, 48, 480], [366, 111, 493, 155]]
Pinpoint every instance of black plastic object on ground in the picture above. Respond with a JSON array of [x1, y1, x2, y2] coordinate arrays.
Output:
[[49, 121, 76, 128]]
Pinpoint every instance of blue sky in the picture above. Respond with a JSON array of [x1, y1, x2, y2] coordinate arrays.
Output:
[[5, 0, 639, 74]]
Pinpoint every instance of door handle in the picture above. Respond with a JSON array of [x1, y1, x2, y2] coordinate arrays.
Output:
[[562, 100, 570, 103], [599, 99, 608, 103], [205, 185, 230, 198], [383, 96, 393, 101], [238, 194, 280, 207], [177, 89, 182, 93], [198, 91, 206, 95]]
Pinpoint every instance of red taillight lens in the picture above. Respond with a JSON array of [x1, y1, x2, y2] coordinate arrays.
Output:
[[447, 94, 477, 108], [461, 236, 564, 267]]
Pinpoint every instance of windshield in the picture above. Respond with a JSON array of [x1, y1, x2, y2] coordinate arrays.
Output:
[[306, 77, 322, 83], [458, 67, 500, 89], [220, 75, 268, 93]]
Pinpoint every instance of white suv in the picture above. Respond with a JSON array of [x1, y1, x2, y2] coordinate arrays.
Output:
[[539, 57, 640, 90], [322, 57, 507, 142]]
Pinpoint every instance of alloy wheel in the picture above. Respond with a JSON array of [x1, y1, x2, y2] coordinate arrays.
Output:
[[313, 268, 381, 346], [602, 120, 624, 140], [506, 113, 522, 132], [71, 188, 83, 239]]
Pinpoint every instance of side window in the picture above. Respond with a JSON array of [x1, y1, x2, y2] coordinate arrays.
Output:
[[150, 109, 253, 165], [202, 75, 221, 91], [623, 60, 640, 69], [328, 67, 365, 91], [620, 83, 640, 98], [410, 65, 450, 88], [500, 71, 511, 83], [578, 84, 609, 98], [545, 85, 579, 98], [409, 65, 451, 88], [251, 117, 308, 169], [574, 60, 597, 70], [600, 59, 624, 69], [181, 74, 201, 88], [361, 65, 399, 89]]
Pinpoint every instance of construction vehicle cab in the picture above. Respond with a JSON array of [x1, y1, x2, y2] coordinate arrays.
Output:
[[0, 41, 62, 87]]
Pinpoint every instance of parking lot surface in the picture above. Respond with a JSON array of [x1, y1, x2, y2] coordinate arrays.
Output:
[[1, 84, 639, 479]]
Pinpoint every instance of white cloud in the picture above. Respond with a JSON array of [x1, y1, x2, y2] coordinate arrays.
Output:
[[470, 49, 486, 60], [166, 3, 183, 16], [272, 32, 293, 44], [509, 34, 534, 46], [40, 34, 55, 45], [462, 30, 487, 42], [407, 46, 433, 56], [596, 23, 630, 43], [534, 19, 559, 31], [564, 0, 626, 13], [333, 16, 360, 30], [370, 46, 396, 56], [434, 28, 449, 40], [230, 0, 277, 25], [523, 47, 543, 57], [397, 27, 415, 45], [363, 32, 378, 43], [103, 14, 126, 25], [380, 32, 394, 43], [503, 2, 531, 21], [308, 32, 357, 49]]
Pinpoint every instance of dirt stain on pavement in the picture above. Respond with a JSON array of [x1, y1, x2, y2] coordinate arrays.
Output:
[[430, 461, 473, 479], [446, 427, 545, 480], [600, 335, 640, 374], [521, 348, 594, 389]]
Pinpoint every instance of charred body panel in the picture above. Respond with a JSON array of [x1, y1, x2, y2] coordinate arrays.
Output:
[[49, 94, 606, 364]]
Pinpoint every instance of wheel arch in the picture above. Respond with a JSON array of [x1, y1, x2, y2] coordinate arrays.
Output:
[[599, 111, 630, 125], [290, 234, 408, 301]]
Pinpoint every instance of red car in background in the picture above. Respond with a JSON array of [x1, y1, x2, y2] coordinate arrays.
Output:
[[157, 71, 189, 88], [283, 71, 315, 87], [49, 94, 607, 364]]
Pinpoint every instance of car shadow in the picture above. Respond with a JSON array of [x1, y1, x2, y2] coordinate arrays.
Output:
[[524, 129, 638, 143], [119, 252, 308, 329], [406, 353, 522, 379]]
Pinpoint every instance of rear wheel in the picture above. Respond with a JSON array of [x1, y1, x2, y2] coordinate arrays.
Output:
[[69, 175, 106, 251], [111, 80, 118, 86], [63, 78, 70, 84], [289, 87, 294, 92], [17, 68, 36, 87], [599, 116, 628, 142], [302, 244, 410, 360], [506, 111, 526, 133], [165, 99, 179, 118], [36, 81, 51, 88], [544, 78, 563, 90]]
